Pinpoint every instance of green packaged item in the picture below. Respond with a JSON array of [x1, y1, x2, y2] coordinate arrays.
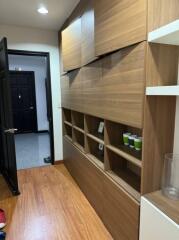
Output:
[[134, 137, 142, 151], [123, 133, 131, 146]]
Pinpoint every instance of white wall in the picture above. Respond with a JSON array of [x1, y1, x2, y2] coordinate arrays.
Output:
[[9, 55, 49, 131], [0, 24, 62, 161]]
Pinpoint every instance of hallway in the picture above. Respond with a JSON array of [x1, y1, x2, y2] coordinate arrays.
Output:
[[0, 165, 112, 240], [15, 133, 51, 170]]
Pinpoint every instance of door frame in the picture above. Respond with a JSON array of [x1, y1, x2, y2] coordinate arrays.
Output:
[[8, 49, 55, 165]]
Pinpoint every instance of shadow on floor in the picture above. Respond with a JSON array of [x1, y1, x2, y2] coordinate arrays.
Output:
[[0, 176, 12, 201]]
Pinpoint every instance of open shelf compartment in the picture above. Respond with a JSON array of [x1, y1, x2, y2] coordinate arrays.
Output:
[[73, 128, 85, 152], [86, 136, 104, 169], [63, 108, 72, 124], [106, 148, 141, 201], [72, 111, 84, 130], [85, 114, 104, 142], [105, 120, 142, 164], [63, 124, 72, 141]]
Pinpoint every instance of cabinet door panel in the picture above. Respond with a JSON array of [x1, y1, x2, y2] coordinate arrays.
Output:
[[82, 42, 146, 128], [81, 2, 97, 66], [95, 0, 147, 56], [61, 74, 71, 109], [103, 176, 140, 240], [63, 138, 140, 240], [62, 18, 81, 72], [68, 69, 84, 112], [148, 0, 179, 32], [63, 138, 104, 218]]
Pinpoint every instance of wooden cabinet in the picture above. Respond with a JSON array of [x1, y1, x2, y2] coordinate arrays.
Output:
[[94, 0, 147, 56], [63, 138, 140, 240], [82, 42, 146, 128], [62, 18, 81, 72], [81, 1, 97, 66], [62, 42, 146, 128]]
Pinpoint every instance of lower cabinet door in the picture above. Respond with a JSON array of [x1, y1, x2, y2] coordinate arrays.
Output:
[[63, 138, 140, 240], [103, 176, 140, 240], [63, 137, 104, 218]]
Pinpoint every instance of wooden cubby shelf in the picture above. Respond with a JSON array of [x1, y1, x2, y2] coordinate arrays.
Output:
[[106, 148, 141, 201], [73, 128, 85, 152], [72, 111, 84, 131], [64, 121, 72, 127], [73, 125, 85, 134], [106, 145, 142, 168], [63, 108, 72, 123], [64, 124, 72, 141], [105, 120, 142, 162], [86, 133, 104, 145], [86, 136, 104, 170], [85, 115, 104, 141]]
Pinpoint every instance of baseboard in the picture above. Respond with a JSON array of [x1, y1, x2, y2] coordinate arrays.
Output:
[[54, 160, 64, 165], [36, 130, 49, 133]]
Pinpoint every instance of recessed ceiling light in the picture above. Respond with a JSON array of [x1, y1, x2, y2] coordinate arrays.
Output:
[[38, 7, 48, 15]]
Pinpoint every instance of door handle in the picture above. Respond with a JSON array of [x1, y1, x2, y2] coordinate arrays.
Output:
[[29, 106, 34, 110], [4, 128, 18, 134]]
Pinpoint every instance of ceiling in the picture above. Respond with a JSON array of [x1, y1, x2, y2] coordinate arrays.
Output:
[[0, 0, 79, 31]]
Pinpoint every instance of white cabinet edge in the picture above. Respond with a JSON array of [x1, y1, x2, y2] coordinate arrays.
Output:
[[141, 197, 179, 227], [148, 19, 179, 45], [146, 86, 179, 96]]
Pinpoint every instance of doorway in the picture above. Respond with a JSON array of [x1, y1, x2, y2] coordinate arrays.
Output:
[[10, 71, 38, 133], [8, 50, 54, 170]]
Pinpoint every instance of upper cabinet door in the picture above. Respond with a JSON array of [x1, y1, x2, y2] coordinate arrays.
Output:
[[148, 0, 179, 31], [94, 0, 147, 56], [62, 18, 81, 72], [81, 2, 97, 66]]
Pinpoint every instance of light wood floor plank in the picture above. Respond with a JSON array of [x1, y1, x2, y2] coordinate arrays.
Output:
[[0, 164, 112, 240]]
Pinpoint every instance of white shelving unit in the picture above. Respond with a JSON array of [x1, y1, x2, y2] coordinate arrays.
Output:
[[146, 86, 179, 96], [148, 19, 179, 45]]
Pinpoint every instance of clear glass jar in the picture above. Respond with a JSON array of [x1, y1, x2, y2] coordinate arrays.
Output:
[[162, 153, 179, 200]]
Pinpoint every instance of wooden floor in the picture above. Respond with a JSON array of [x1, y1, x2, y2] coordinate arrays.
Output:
[[0, 164, 112, 240]]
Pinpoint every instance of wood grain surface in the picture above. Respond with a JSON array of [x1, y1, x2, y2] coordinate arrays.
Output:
[[62, 18, 81, 71], [94, 0, 147, 56], [0, 165, 112, 240], [146, 191, 179, 225], [148, 0, 179, 31]]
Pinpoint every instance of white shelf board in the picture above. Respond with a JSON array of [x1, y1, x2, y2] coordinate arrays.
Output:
[[146, 86, 179, 96], [148, 19, 179, 45]]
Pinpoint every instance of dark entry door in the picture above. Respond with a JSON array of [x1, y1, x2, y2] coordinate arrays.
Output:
[[10, 71, 37, 133], [0, 38, 19, 195]]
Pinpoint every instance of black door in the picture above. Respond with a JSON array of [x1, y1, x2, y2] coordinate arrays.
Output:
[[10, 71, 37, 133], [0, 38, 19, 195]]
